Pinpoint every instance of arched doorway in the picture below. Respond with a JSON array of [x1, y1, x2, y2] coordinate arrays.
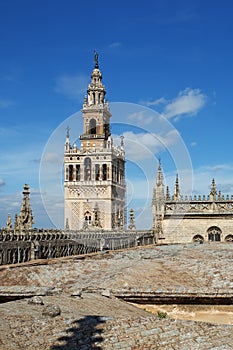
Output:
[[207, 226, 221, 242]]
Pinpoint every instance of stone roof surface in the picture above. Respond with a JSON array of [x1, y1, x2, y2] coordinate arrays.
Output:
[[0, 243, 233, 349]]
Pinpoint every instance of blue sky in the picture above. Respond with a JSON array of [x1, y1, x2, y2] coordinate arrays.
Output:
[[1, 0, 233, 229]]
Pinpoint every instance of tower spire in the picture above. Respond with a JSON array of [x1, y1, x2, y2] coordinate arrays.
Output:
[[156, 159, 163, 186], [152, 160, 165, 208], [152, 160, 165, 239], [64, 54, 126, 231], [84, 52, 107, 109]]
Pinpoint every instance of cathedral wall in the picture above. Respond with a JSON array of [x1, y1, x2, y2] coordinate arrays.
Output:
[[162, 216, 233, 244]]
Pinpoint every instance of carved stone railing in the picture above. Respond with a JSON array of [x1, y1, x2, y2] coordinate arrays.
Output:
[[164, 200, 233, 216], [0, 228, 155, 265]]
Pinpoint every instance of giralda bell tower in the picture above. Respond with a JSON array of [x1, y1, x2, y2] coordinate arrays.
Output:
[[64, 53, 126, 231]]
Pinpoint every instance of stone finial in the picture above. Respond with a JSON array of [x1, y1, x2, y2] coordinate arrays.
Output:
[[6, 213, 12, 231], [128, 208, 136, 230], [14, 214, 20, 231], [120, 135, 124, 150], [166, 186, 170, 201], [66, 126, 70, 139], [65, 218, 70, 230], [94, 50, 99, 68], [209, 178, 217, 201]]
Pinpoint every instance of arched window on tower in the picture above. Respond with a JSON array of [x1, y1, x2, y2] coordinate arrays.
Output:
[[89, 118, 96, 134], [95, 164, 100, 180], [84, 157, 91, 181], [84, 211, 92, 225], [69, 165, 73, 181], [102, 164, 107, 181], [76, 165, 80, 181]]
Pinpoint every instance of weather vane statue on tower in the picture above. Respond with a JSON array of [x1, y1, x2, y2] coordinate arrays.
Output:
[[94, 50, 99, 68]]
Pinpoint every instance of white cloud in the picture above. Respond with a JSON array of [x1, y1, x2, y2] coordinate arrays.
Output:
[[143, 88, 206, 121], [163, 88, 206, 120], [190, 141, 197, 147], [114, 129, 180, 161], [127, 111, 153, 125], [54, 74, 89, 100], [146, 97, 167, 106]]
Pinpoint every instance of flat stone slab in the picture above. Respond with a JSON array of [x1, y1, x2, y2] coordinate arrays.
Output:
[[0, 293, 232, 349], [0, 286, 53, 297]]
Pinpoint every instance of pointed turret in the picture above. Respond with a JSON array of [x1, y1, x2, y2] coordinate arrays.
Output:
[[65, 126, 71, 152], [152, 160, 165, 205], [6, 213, 12, 231], [166, 186, 171, 201], [173, 174, 180, 201], [156, 159, 164, 187], [19, 184, 34, 231], [152, 160, 165, 234], [209, 178, 217, 201]]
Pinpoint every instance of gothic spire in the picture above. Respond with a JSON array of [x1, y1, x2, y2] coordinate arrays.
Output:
[[152, 160, 165, 204], [173, 174, 180, 201], [156, 159, 164, 186], [19, 184, 34, 231]]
